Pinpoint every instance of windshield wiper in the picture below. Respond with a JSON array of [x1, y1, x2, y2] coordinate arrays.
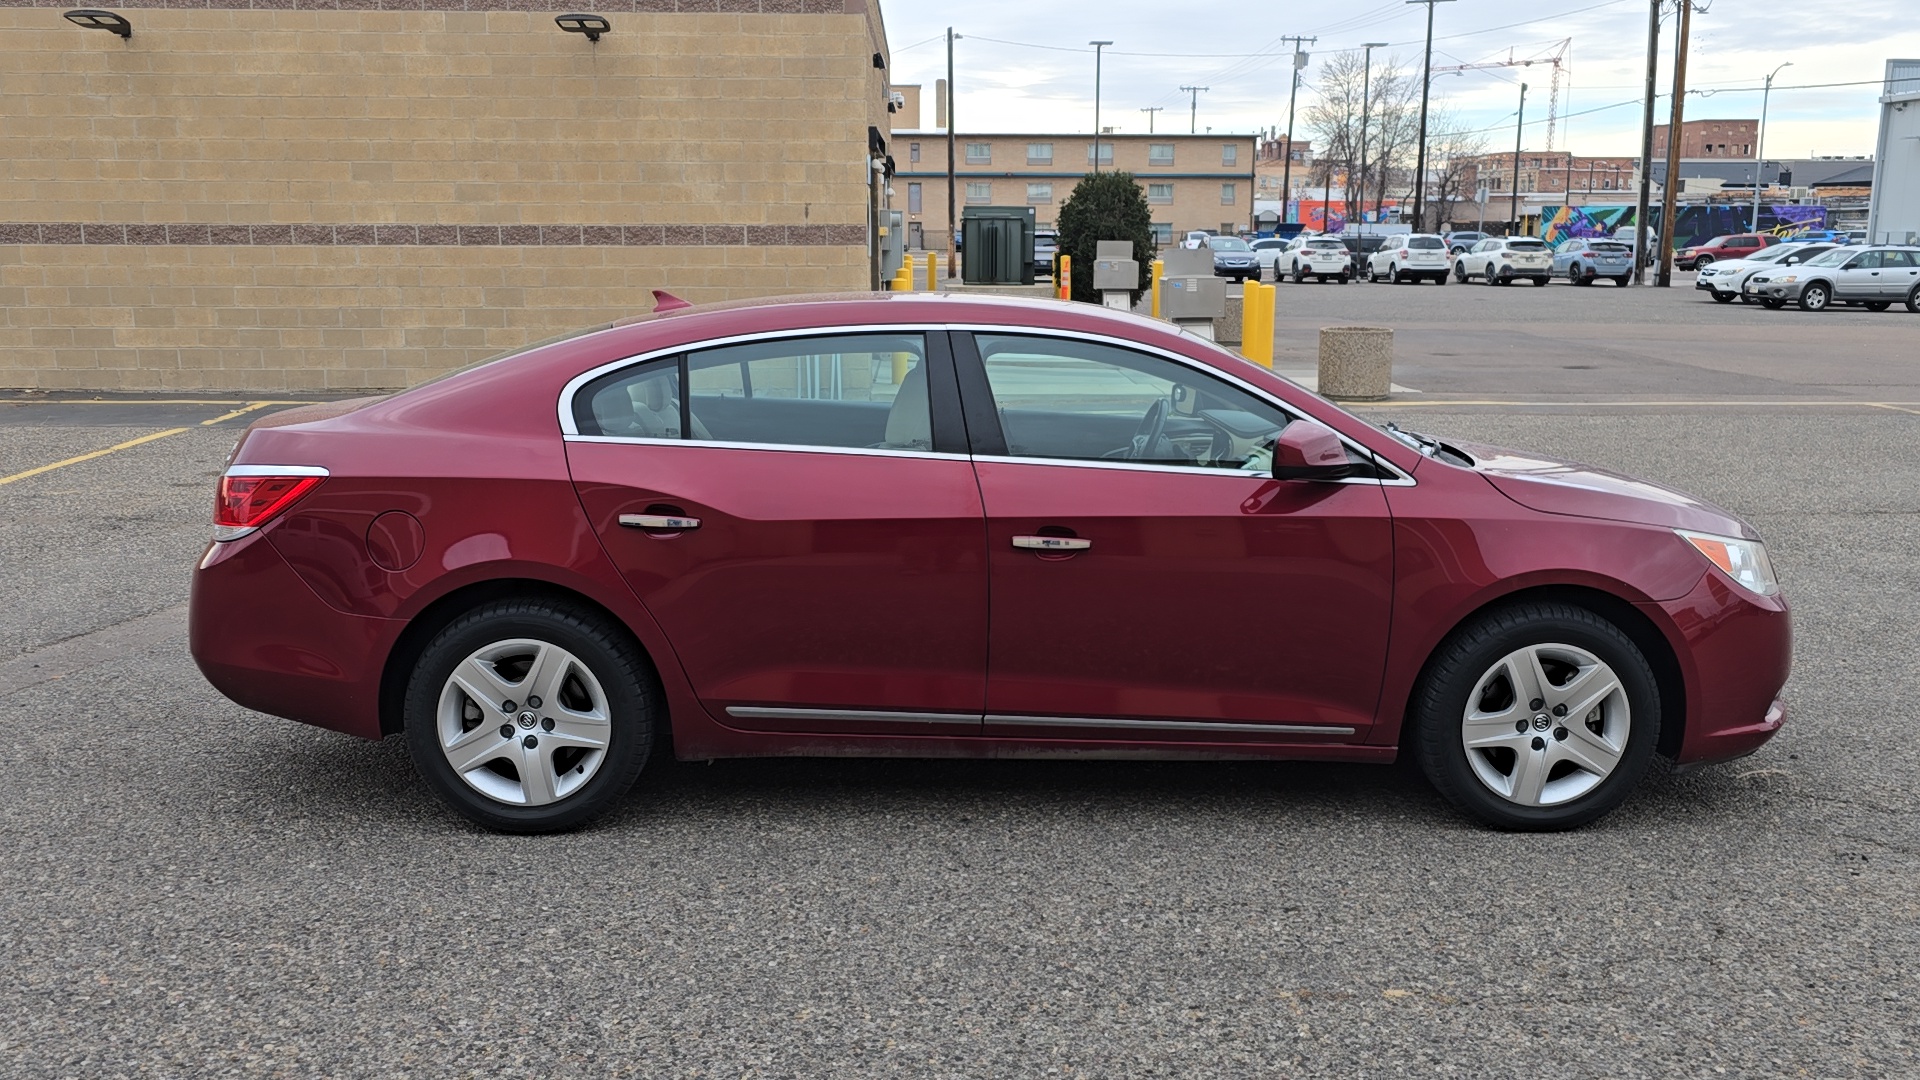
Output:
[[1385, 421, 1440, 455]]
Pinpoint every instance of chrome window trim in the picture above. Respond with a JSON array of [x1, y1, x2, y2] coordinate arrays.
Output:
[[224, 464, 330, 477], [562, 434, 971, 462], [987, 714, 1356, 737], [726, 706, 981, 726], [554, 320, 1414, 486]]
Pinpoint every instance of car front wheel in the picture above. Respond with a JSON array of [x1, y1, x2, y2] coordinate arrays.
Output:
[[1711, 292, 1735, 303], [1799, 283, 1831, 311], [404, 598, 656, 833], [1412, 602, 1661, 831]]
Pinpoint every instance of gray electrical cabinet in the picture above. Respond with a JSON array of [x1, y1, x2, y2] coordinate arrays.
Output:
[[961, 206, 1037, 285], [879, 209, 906, 278]]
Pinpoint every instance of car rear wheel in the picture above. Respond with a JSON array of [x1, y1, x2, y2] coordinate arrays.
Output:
[[1567, 266, 1586, 286], [1613, 276, 1631, 287], [1865, 301, 1892, 311], [1390, 264, 1403, 284], [1484, 266, 1499, 286], [1411, 602, 1661, 831], [404, 598, 656, 833], [1909, 285, 1920, 313], [1799, 283, 1831, 311]]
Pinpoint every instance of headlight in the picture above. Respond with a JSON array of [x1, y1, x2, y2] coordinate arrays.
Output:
[[1776, 275, 1797, 283], [1677, 530, 1779, 597]]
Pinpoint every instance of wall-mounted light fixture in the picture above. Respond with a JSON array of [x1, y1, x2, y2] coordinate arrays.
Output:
[[64, 9, 132, 38], [872, 52, 885, 70], [555, 13, 610, 42]]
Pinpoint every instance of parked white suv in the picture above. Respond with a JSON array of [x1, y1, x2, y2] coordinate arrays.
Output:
[[1453, 237, 1553, 286], [1366, 234, 1450, 285], [1282, 235, 1353, 283]]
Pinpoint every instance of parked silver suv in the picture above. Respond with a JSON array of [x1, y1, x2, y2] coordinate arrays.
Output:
[[1743, 245, 1920, 312]]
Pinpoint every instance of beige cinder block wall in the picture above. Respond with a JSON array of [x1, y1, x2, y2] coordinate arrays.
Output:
[[0, 1, 893, 391]]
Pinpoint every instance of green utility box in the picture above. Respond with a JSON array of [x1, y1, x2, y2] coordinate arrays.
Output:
[[961, 206, 1037, 285]]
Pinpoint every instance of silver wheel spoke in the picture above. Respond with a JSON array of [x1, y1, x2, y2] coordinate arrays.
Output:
[[1557, 723, 1624, 777], [545, 714, 611, 751], [450, 657, 516, 718], [518, 743, 559, 805], [1556, 666, 1621, 725], [1509, 742, 1552, 805], [1462, 711, 1529, 750], [445, 728, 515, 774]]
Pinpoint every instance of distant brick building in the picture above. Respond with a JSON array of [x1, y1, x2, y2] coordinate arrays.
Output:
[[1654, 119, 1760, 159], [2, 1, 894, 391]]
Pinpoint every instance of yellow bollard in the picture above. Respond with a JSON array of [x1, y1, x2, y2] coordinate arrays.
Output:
[[1058, 254, 1072, 300], [892, 268, 912, 292], [902, 254, 916, 290], [1243, 280, 1276, 368], [926, 251, 937, 291], [1150, 258, 1164, 319]]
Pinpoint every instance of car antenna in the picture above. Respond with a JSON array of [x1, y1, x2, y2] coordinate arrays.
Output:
[[651, 289, 693, 312]]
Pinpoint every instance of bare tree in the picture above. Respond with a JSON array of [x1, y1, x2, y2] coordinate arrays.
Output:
[[1304, 51, 1420, 226], [1424, 109, 1491, 231]]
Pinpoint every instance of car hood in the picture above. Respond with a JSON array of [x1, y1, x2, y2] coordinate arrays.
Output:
[[1451, 440, 1756, 538]]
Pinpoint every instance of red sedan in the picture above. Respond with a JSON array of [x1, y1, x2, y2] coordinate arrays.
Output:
[[190, 293, 1790, 832]]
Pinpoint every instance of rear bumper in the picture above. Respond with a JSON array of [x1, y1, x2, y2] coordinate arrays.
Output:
[[1644, 570, 1792, 766], [189, 530, 396, 740]]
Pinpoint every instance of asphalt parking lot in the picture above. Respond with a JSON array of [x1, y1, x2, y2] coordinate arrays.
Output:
[[4, 283, 1917, 1077]]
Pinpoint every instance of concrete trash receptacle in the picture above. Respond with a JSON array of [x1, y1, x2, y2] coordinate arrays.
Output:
[[1318, 326, 1393, 401], [1216, 294, 1243, 345]]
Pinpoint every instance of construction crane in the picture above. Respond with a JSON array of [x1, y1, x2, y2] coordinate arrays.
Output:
[[1432, 38, 1571, 150]]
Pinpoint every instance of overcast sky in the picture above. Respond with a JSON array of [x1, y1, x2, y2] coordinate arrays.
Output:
[[882, 0, 1918, 162]]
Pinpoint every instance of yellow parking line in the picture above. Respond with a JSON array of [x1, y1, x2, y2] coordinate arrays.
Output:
[[0, 398, 307, 407], [1866, 403, 1920, 416], [0, 427, 191, 487], [200, 402, 277, 426]]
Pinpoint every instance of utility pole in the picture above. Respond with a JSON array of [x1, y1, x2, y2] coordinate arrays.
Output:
[[1753, 61, 1791, 231], [1091, 41, 1112, 174], [1360, 42, 1388, 225], [1633, 0, 1659, 285], [1510, 83, 1528, 234], [946, 27, 958, 279], [1656, 0, 1693, 287], [1277, 37, 1314, 225], [1407, 0, 1455, 233], [1140, 106, 1163, 134], [1180, 85, 1209, 134]]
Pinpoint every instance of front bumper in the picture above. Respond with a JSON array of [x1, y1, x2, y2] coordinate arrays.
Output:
[[1643, 568, 1792, 766]]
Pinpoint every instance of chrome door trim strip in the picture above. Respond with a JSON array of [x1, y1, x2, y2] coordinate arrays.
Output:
[[986, 714, 1356, 737], [562, 434, 972, 462], [725, 706, 983, 726]]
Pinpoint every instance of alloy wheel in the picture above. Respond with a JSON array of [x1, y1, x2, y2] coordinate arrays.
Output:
[[1459, 643, 1631, 808], [435, 637, 613, 807]]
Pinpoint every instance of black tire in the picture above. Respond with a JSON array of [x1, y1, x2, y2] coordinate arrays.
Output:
[[1293, 266, 1306, 284], [1567, 266, 1583, 286], [1434, 272, 1447, 286], [1390, 264, 1403, 284], [1711, 292, 1735, 304], [1865, 301, 1891, 312], [1534, 277, 1551, 287], [1908, 285, 1920, 314], [1762, 298, 1786, 310], [1455, 262, 1469, 282], [1694, 254, 1714, 269], [404, 598, 656, 833], [1411, 601, 1662, 831], [1799, 282, 1831, 312], [1613, 276, 1631, 287]]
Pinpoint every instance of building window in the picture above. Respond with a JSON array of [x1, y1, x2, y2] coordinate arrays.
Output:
[[1026, 182, 1053, 205], [965, 181, 992, 204], [966, 142, 991, 164], [1223, 144, 1238, 166], [1027, 142, 1053, 165], [1086, 143, 1114, 166], [1150, 222, 1173, 245], [1147, 183, 1174, 204], [910, 142, 920, 163], [1221, 222, 1235, 235], [907, 182, 922, 214], [1149, 143, 1175, 165], [1221, 183, 1235, 205]]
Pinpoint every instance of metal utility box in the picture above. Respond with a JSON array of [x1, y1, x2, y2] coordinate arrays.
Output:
[[1093, 240, 1139, 293], [1160, 275, 1226, 320], [879, 210, 906, 278], [1161, 246, 1213, 277], [961, 206, 1037, 285]]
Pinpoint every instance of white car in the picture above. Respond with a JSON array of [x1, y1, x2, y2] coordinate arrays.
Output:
[[1366, 234, 1450, 285], [1250, 237, 1287, 279], [1181, 230, 1214, 250], [1453, 237, 1553, 286], [1694, 242, 1837, 304], [1282, 235, 1353, 283]]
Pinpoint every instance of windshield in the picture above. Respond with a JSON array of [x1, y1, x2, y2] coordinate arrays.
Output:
[[1408, 237, 1445, 250], [1803, 248, 1853, 267], [1748, 245, 1800, 263], [1697, 235, 1733, 249], [1211, 237, 1250, 251]]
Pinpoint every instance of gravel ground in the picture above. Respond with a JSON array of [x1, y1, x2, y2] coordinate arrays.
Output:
[[2, 345, 1917, 1076]]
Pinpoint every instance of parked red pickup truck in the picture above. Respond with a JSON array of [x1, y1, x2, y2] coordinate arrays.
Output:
[[1678, 233, 1779, 270]]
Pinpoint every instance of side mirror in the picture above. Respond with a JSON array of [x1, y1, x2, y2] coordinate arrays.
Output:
[[1785, 256, 1800, 265], [1272, 423, 1361, 481]]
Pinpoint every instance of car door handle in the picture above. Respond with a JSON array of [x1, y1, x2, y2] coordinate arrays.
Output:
[[620, 514, 701, 530], [1012, 535, 1090, 551]]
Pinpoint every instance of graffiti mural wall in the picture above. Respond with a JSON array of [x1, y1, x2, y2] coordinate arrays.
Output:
[[1540, 205, 1829, 248]]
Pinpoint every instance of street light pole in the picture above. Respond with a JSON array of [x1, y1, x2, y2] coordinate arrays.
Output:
[[1632, 0, 1659, 285], [1406, 0, 1456, 233], [1656, 0, 1694, 288], [1090, 41, 1112, 174], [1360, 42, 1387, 225], [946, 27, 959, 278], [1510, 83, 1528, 234], [1753, 61, 1792, 231]]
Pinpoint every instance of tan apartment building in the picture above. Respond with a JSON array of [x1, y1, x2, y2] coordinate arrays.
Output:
[[891, 131, 1257, 249], [1253, 135, 1315, 201], [2, 1, 895, 391]]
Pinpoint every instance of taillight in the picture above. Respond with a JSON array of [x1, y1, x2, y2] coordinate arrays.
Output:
[[213, 466, 328, 541], [1399, 249, 1410, 258]]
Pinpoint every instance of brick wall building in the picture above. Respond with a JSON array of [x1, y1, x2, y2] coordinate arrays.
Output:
[[1463, 152, 1642, 196], [2, 1, 893, 391], [1654, 119, 1760, 159]]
